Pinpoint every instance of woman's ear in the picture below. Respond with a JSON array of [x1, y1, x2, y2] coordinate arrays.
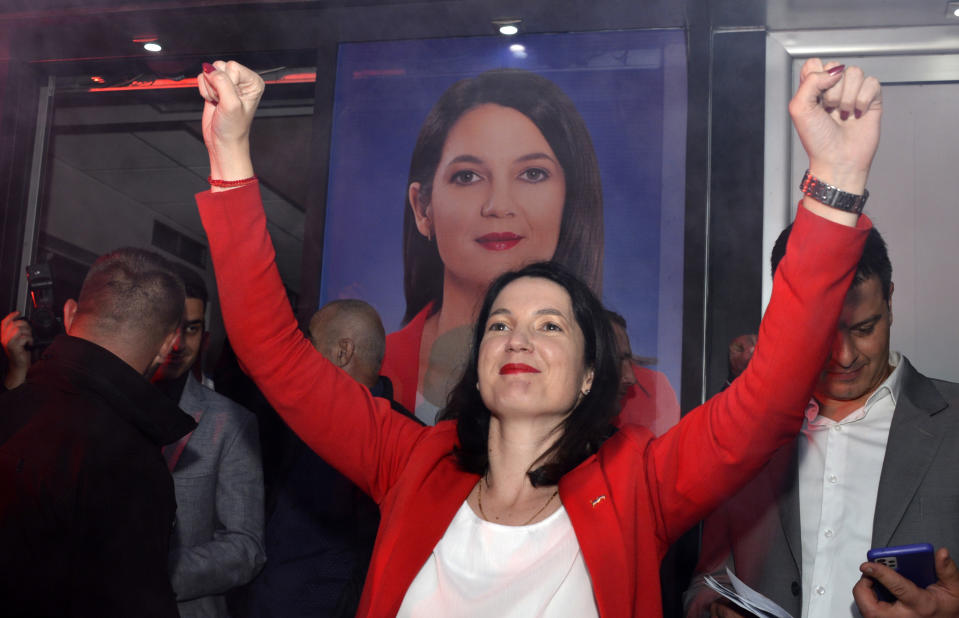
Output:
[[409, 182, 433, 240], [581, 368, 594, 396]]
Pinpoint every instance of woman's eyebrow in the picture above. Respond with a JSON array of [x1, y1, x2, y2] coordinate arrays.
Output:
[[515, 152, 557, 164], [534, 308, 565, 318], [447, 154, 484, 166], [490, 307, 565, 318]]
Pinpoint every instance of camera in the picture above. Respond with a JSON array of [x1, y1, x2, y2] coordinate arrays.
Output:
[[25, 262, 61, 351]]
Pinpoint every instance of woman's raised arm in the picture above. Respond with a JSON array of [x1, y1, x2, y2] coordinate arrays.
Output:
[[646, 60, 881, 543], [791, 59, 881, 225], [198, 61, 261, 186], [194, 61, 429, 502]]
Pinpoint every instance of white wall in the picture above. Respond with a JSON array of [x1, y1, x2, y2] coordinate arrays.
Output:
[[837, 82, 959, 381], [765, 32, 959, 382]]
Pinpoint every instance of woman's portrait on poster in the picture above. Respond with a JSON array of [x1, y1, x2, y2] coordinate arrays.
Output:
[[385, 68, 607, 423]]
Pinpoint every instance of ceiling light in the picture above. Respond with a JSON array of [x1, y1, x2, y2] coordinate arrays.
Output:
[[948, 2, 959, 17], [144, 42, 162, 52], [492, 18, 521, 36], [509, 44, 525, 53]]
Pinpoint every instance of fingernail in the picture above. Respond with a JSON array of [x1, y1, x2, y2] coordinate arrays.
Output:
[[854, 109, 862, 119], [863, 565, 874, 575], [827, 64, 846, 76], [840, 110, 849, 121], [824, 107, 835, 114], [202, 62, 215, 74]]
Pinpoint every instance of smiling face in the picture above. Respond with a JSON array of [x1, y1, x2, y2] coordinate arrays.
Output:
[[409, 104, 566, 291], [476, 276, 593, 420], [814, 274, 893, 417]]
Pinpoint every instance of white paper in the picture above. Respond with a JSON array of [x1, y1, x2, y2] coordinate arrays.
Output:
[[702, 568, 795, 618]]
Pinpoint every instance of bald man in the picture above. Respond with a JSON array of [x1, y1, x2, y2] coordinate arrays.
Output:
[[0, 247, 197, 618], [248, 299, 418, 618], [308, 299, 387, 391]]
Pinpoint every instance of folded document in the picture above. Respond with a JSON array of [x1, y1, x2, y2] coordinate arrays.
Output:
[[704, 568, 794, 618]]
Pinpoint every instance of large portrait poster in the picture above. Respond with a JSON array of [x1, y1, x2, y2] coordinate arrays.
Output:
[[321, 30, 687, 430]]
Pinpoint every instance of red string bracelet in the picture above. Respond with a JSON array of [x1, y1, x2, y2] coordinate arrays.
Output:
[[207, 175, 258, 188]]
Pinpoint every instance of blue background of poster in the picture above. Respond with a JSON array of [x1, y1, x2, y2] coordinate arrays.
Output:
[[321, 30, 687, 396]]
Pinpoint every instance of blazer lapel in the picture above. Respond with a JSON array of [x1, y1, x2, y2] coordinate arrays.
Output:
[[375, 456, 478, 612], [161, 377, 205, 472], [774, 439, 803, 573], [561, 456, 629, 618], [872, 361, 948, 547], [162, 413, 201, 471]]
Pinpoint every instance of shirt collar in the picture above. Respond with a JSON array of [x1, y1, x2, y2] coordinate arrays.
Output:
[[804, 351, 903, 428], [867, 350, 903, 409]]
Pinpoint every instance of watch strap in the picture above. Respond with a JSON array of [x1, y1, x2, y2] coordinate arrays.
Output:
[[799, 170, 868, 214]]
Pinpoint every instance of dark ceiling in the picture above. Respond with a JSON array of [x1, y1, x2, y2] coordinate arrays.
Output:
[[2, 0, 956, 68], [0, 0, 716, 65]]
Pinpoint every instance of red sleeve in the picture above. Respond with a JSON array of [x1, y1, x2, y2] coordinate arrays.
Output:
[[196, 183, 428, 502], [646, 204, 871, 543]]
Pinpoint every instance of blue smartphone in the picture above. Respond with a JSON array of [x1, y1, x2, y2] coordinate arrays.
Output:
[[866, 543, 936, 603]]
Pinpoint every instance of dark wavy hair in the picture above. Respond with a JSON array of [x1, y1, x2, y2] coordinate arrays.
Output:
[[441, 261, 620, 487], [402, 69, 605, 324]]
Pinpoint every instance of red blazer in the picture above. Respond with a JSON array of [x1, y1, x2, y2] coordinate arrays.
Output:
[[381, 303, 430, 412], [197, 183, 869, 617]]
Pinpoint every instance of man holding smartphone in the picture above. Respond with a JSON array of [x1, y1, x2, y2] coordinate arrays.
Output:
[[684, 223, 959, 618]]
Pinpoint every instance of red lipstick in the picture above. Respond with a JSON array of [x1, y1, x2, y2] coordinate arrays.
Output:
[[476, 232, 523, 251], [500, 363, 540, 375]]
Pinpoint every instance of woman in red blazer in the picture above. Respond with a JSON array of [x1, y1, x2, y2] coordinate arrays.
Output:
[[195, 59, 879, 616]]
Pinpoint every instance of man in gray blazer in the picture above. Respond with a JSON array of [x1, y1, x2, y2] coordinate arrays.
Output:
[[154, 264, 265, 618], [685, 226, 959, 618]]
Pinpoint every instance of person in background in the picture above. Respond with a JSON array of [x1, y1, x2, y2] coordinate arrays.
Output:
[[152, 263, 265, 618], [248, 299, 420, 618], [0, 247, 196, 617], [684, 225, 959, 618], [724, 333, 757, 390], [606, 309, 681, 436], [0, 311, 33, 391]]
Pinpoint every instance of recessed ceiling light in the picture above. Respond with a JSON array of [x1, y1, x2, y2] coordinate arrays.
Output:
[[144, 42, 162, 52], [492, 18, 521, 36], [948, 1, 959, 17]]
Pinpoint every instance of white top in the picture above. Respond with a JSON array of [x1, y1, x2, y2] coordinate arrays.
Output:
[[799, 352, 904, 618], [414, 391, 441, 426], [397, 500, 599, 617]]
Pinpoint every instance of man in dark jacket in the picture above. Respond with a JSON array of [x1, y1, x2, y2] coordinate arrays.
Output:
[[247, 299, 420, 618], [0, 247, 197, 618]]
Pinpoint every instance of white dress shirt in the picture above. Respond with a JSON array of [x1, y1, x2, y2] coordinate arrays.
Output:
[[799, 351, 904, 618]]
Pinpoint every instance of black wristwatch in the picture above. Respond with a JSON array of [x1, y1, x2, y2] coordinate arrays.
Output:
[[800, 170, 868, 214]]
